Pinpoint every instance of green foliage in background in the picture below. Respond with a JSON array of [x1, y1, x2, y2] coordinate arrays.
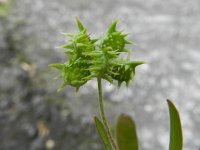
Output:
[[0, 0, 11, 17]]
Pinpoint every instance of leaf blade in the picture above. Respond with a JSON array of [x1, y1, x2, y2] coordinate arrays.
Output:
[[116, 114, 139, 150], [167, 99, 183, 150], [94, 116, 113, 150]]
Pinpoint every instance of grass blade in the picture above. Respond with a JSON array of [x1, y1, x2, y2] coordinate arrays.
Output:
[[167, 99, 183, 150], [116, 114, 139, 150]]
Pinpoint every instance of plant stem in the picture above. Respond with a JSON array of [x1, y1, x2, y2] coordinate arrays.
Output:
[[97, 77, 118, 150]]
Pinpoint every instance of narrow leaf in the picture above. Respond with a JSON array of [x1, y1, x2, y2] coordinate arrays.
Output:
[[167, 99, 183, 150], [116, 114, 139, 150], [94, 116, 113, 150]]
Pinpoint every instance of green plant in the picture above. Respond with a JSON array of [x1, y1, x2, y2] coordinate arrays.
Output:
[[0, 0, 11, 17], [50, 18, 143, 150], [50, 18, 183, 150]]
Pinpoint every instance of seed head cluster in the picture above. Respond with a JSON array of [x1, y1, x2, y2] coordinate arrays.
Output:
[[50, 18, 144, 91]]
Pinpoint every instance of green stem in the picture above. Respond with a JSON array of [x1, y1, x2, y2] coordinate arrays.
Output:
[[97, 77, 118, 150]]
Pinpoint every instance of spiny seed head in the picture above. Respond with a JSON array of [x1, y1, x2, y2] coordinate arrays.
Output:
[[86, 47, 119, 83], [50, 18, 144, 91], [110, 61, 144, 87], [60, 20, 95, 60], [100, 20, 132, 53]]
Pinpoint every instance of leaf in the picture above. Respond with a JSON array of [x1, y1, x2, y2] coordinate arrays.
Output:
[[167, 100, 183, 150], [94, 116, 113, 150], [116, 114, 139, 150]]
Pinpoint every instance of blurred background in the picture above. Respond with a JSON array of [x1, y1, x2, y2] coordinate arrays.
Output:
[[0, 0, 200, 150]]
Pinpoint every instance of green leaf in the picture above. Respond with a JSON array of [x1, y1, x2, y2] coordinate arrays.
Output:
[[116, 114, 139, 150], [167, 100, 183, 150], [94, 116, 113, 150]]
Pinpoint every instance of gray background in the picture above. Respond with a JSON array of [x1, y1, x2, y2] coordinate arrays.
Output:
[[0, 0, 200, 149]]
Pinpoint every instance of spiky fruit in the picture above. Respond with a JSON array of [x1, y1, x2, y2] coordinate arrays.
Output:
[[50, 18, 95, 91], [61, 19, 96, 61], [50, 18, 144, 91], [85, 47, 119, 83], [110, 61, 144, 87], [100, 20, 132, 53]]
